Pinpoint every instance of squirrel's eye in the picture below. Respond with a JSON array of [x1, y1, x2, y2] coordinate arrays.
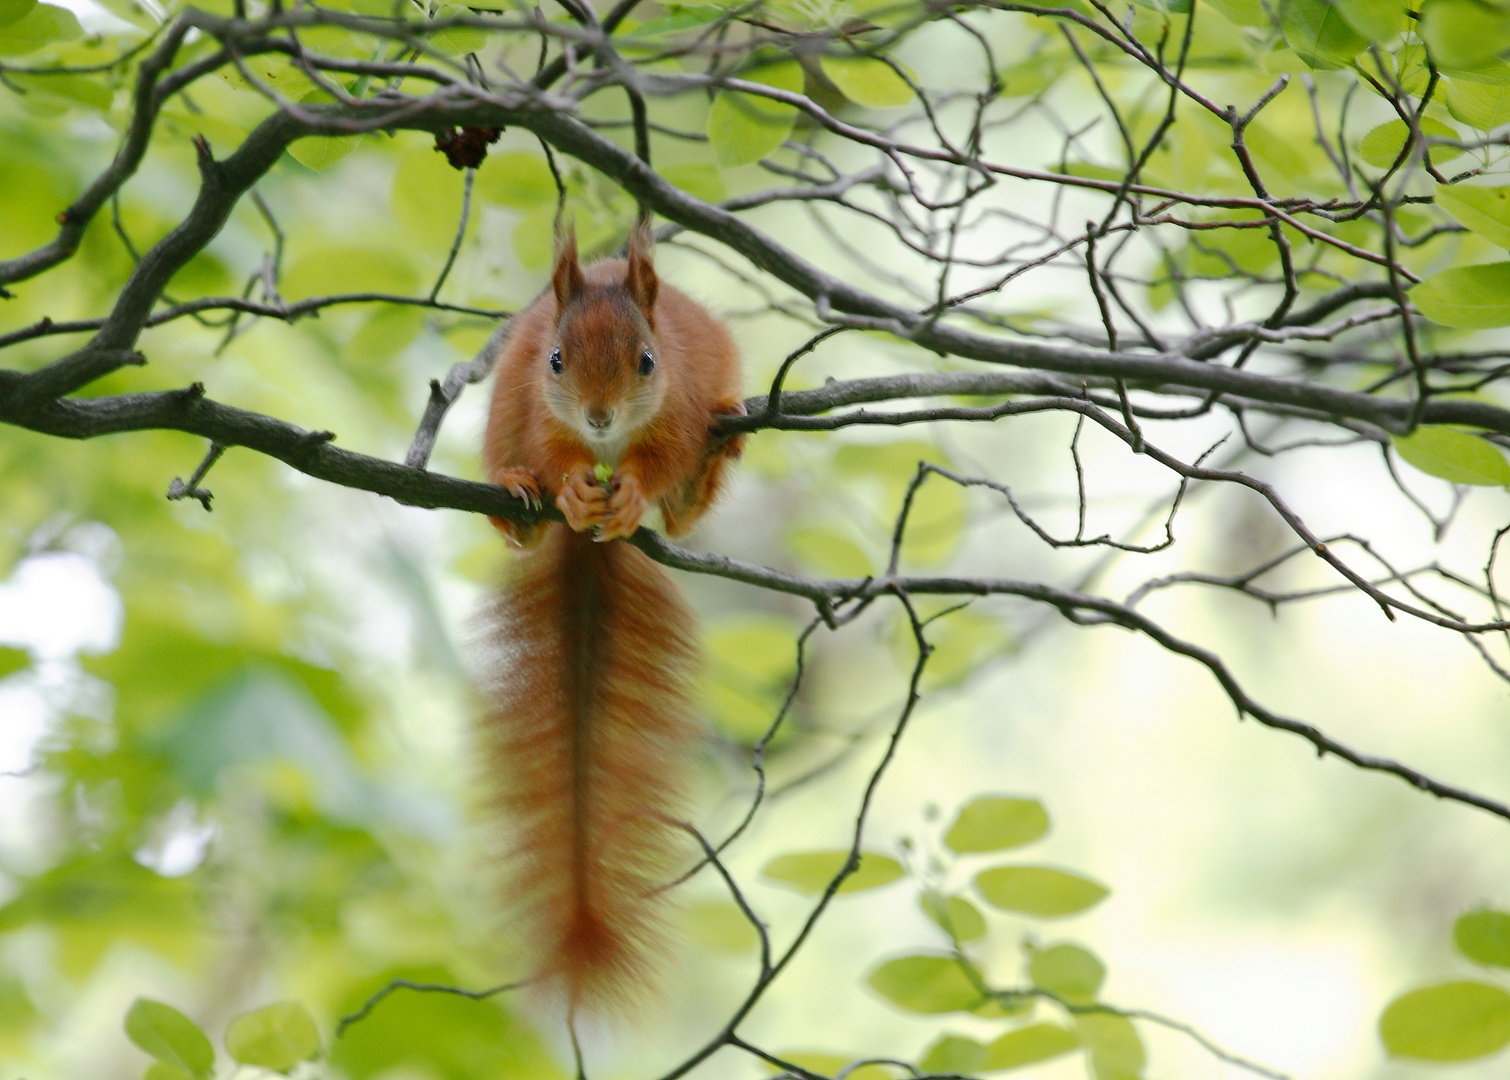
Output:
[[549, 347, 563, 374], [639, 349, 655, 376]]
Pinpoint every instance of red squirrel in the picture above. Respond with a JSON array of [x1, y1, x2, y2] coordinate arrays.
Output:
[[475, 223, 744, 1012]]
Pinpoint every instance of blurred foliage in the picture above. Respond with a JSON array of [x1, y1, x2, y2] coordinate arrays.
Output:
[[1382, 909, 1510, 1063], [7, 0, 1510, 1074]]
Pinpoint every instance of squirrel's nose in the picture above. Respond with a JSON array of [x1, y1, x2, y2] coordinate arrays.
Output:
[[584, 406, 615, 431]]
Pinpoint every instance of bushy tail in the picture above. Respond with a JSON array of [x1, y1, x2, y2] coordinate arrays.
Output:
[[476, 526, 699, 1013]]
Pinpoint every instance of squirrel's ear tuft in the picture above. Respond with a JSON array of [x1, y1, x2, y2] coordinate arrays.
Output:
[[552, 225, 585, 314], [626, 220, 658, 321]]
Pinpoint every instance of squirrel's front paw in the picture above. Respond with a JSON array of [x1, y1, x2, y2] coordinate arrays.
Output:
[[494, 466, 542, 512], [556, 468, 609, 532], [597, 472, 649, 541]]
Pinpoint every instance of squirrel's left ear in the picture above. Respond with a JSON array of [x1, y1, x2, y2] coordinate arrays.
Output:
[[626, 220, 658, 321]]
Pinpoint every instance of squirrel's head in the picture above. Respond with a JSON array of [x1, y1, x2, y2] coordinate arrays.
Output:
[[542, 224, 665, 461]]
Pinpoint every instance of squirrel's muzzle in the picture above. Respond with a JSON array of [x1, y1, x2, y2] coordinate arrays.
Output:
[[584, 406, 616, 431]]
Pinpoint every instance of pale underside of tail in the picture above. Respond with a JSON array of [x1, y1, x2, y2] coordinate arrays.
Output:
[[477, 526, 699, 1013]]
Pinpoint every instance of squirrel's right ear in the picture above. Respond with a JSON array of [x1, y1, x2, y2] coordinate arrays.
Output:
[[625, 219, 658, 320], [552, 226, 585, 314]]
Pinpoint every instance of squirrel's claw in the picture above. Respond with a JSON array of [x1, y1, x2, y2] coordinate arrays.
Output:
[[495, 467, 542, 513]]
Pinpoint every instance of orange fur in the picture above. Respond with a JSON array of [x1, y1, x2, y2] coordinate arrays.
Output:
[[476, 226, 742, 1011]]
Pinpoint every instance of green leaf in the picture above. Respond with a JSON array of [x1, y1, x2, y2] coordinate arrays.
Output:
[[901, 473, 967, 567], [0, 976, 39, 1038], [834, 439, 946, 482], [1443, 57, 1510, 85], [1357, 117, 1462, 168], [709, 58, 803, 167], [972, 996, 1034, 1020], [150, 669, 377, 817], [1457, 910, 1510, 967], [475, 150, 558, 208], [1076, 1014, 1145, 1080], [660, 162, 727, 203], [761, 850, 904, 894], [293, 18, 365, 57], [225, 1002, 320, 1073], [921, 609, 1011, 688], [286, 90, 360, 172], [982, 1023, 1080, 1071], [0, 851, 201, 973], [1181, 213, 1280, 277], [621, 5, 725, 41], [1264, 46, 1313, 73], [764, 1052, 892, 1080], [168, 250, 233, 299], [685, 899, 760, 953], [392, 146, 467, 240], [1447, 77, 1510, 129], [1436, 185, 1510, 248], [1421, 0, 1510, 71], [1181, 219, 1279, 277], [0, 0, 36, 29], [785, 522, 875, 577], [918, 1034, 987, 1074], [867, 955, 986, 1014], [1334, 0, 1406, 40], [512, 205, 556, 269], [0, 3, 80, 56], [288, 134, 361, 172], [1412, 263, 1510, 328], [1380, 981, 1510, 1061], [216, 52, 306, 92], [820, 56, 914, 107], [703, 683, 780, 742], [348, 305, 425, 364], [143, 1065, 194, 1080], [831, 442, 965, 566], [997, 53, 1063, 97], [1395, 45, 1432, 95], [706, 613, 800, 685], [974, 866, 1109, 917], [921, 892, 989, 942], [1394, 427, 1510, 485], [331, 966, 558, 1080], [703, 613, 802, 738], [428, 3, 488, 54], [1356, 44, 1429, 97], [1056, 160, 1128, 182], [1202, 0, 1269, 26], [1281, 0, 1368, 68], [124, 999, 215, 1080], [0, 645, 28, 679], [1008, 0, 1092, 10], [158, 102, 246, 151], [282, 244, 420, 300], [945, 796, 1050, 853], [1028, 943, 1105, 1003]]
